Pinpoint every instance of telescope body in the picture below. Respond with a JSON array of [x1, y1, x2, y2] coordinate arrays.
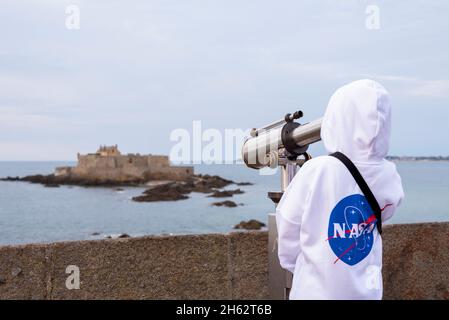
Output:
[[242, 117, 322, 169]]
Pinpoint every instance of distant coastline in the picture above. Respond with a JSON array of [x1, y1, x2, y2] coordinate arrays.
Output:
[[387, 156, 449, 162]]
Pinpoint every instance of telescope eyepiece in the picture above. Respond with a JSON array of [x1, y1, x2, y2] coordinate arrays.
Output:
[[284, 110, 303, 123]]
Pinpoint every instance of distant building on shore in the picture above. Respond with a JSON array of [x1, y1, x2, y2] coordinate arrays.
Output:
[[55, 145, 193, 182]]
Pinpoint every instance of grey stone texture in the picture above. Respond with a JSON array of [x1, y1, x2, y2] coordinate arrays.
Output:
[[382, 222, 449, 299], [0, 222, 447, 299]]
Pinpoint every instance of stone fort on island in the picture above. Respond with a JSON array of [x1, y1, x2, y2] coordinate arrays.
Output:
[[55, 145, 193, 182]]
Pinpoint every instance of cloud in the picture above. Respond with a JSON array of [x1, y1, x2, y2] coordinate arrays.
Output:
[[410, 80, 449, 97], [0, 141, 77, 161], [277, 61, 344, 79], [359, 74, 449, 98], [0, 108, 60, 129], [0, 73, 80, 107]]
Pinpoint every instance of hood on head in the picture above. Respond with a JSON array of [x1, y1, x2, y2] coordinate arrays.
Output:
[[321, 79, 392, 163]]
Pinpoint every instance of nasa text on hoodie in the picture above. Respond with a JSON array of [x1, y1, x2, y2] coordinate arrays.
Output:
[[276, 79, 404, 300]]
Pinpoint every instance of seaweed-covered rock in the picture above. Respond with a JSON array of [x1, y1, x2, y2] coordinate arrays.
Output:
[[104, 233, 131, 239], [0, 172, 243, 190], [0, 176, 20, 181], [207, 189, 244, 198], [132, 182, 190, 202], [1, 170, 254, 204], [118, 233, 131, 238], [1, 174, 144, 187], [211, 200, 238, 208], [188, 174, 234, 193], [236, 182, 253, 186], [132, 175, 243, 202], [234, 219, 266, 230]]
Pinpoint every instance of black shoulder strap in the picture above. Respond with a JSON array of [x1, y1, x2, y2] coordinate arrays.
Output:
[[330, 151, 383, 235]]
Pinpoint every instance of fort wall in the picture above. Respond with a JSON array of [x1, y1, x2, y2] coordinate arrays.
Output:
[[55, 147, 193, 182]]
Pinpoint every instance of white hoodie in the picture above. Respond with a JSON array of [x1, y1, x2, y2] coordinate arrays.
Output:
[[276, 79, 404, 300]]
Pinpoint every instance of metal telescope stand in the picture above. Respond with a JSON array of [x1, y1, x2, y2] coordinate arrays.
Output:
[[267, 152, 309, 300], [242, 110, 320, 299]]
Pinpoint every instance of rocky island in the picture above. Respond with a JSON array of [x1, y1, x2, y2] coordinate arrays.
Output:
[[2, 145, 193, 186], [132, 174, 250, 203], [1, 145, 252, 203]]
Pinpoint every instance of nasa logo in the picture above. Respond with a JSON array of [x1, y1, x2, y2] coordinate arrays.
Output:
[[327, 194, 377, 266]]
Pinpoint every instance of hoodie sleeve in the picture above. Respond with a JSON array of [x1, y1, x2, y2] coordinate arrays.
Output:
[[381, 163, 405, 222], [276, 164, 313, 273]]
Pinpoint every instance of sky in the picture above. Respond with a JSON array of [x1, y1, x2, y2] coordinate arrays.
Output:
[[0, 0, 448, 161]]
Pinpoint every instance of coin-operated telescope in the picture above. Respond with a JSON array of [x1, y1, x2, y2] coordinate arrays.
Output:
[[241, 111, 322, 299]]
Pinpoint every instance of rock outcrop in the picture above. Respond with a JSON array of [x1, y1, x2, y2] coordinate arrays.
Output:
[[1, 172, 252, 205], [131, 175, 248, 203], [0, 175, 144, 187], [132, 182, 191, 202], [207, 189, 244, 198], [234, 219, 266, 230], [132, 174, 252, 202], [235, 182, 253, 186], [211, 200, 239, 208]]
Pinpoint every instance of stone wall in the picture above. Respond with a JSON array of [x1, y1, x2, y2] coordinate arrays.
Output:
[[0, 232, 268, 299], [147, 166, 195, 181], [382, 222, 449, 299], [77, 154, 169, 170], [0, 222, 447, 300]]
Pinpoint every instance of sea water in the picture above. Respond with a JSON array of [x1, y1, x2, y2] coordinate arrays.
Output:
[[0, 161, 448, 245]]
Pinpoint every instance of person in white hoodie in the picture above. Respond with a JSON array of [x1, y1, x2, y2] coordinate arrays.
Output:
[[276, 79, 404, 300]]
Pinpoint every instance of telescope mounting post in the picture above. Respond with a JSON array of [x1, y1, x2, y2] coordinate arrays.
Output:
[[267, 150, 311, 300]]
